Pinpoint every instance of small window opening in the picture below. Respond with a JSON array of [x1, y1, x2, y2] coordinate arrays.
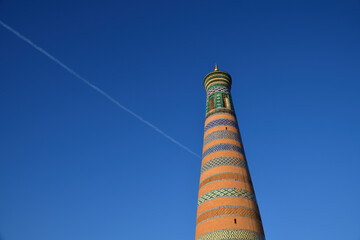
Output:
[[223, 96, 228, 109], [209, 98, 215, 111], [234, 218, 237, 224]]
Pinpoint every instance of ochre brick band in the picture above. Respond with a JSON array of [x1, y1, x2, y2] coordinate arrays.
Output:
[[204, 118, 238, 133], [196, 206, 261, 225], [197, 197, 260, 216], [200, 167, 251, 185], [201, 151, 245, 165], [199, 173, 252, 189], [196, 216, 264, 238], [198, 180, 253, 198], [195, 67, 265, 240], [203, 139, 243, 153], [204, 126, 239, 139]]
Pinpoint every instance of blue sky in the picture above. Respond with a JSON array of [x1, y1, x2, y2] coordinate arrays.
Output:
[[1, 1, 360, 239]]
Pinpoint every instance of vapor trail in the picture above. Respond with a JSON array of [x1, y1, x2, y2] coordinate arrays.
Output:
[[0, 20, 201, 159]]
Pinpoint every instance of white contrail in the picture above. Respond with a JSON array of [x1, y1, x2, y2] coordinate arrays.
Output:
[[0, 20, 201, 159]]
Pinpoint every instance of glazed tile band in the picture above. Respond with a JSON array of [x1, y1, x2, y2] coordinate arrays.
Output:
[[200, 156, 248, 175], [202, 143, 245, 159], [197, 188, 257, 206], [203, 71, 232, 91], [206, 84, 230, 97], [197, 229, 265, 240], [203, 130, 242, 146], [204, 118, 238, 133]]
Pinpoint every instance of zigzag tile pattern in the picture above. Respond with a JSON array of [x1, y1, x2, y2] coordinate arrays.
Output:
[[203, 130, 241, 146], [206, 85, 230, 97], [204, 118, 238, 133], [197, 229, 265, 240], [202, 143, 244, 158], [200, 156, 248, 175], [198, 188, 257, 206]]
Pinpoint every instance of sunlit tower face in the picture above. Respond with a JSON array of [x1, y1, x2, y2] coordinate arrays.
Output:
[[195, 66, 265, 240]]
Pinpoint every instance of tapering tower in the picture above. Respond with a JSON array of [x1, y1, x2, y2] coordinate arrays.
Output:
[[195, 66, 265, 240]]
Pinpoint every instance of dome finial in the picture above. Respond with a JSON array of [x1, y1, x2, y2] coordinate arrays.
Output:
[[214, 64, 219, 71]]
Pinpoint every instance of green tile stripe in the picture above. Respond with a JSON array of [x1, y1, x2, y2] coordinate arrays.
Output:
[[200, 156, 248, 175], [204, 75, 232, 91], [204, 72, 232, 86], [198, 188, 256, 206], [205, 80, 231, 91], [197, 229, 265, 240]]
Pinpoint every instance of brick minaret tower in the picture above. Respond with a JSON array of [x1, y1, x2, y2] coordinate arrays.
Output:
[[195, 66, 265, 240]]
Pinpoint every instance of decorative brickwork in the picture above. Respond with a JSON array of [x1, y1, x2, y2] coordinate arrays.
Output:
[[197, 229, 265, 240], [204, 118, 238, 133], [206, 84, 230, 97], [199, 172, 252, 189], [203, 130, 241, 146], [196, 206, 261, 225], [197, 188, 257, 206], [200, 156, 248, 175], [195, 67, 265, 240], [202, 143, 244, 158]]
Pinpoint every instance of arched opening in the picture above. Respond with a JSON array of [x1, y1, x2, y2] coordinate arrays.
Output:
[[209, 97, 215, 111], [223, 96, 228, 108]]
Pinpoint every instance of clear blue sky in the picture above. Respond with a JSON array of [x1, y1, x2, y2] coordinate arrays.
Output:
[[1, 1, 360, 239]]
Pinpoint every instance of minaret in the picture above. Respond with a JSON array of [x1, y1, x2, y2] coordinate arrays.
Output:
[[195, 66, 265, 240]]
